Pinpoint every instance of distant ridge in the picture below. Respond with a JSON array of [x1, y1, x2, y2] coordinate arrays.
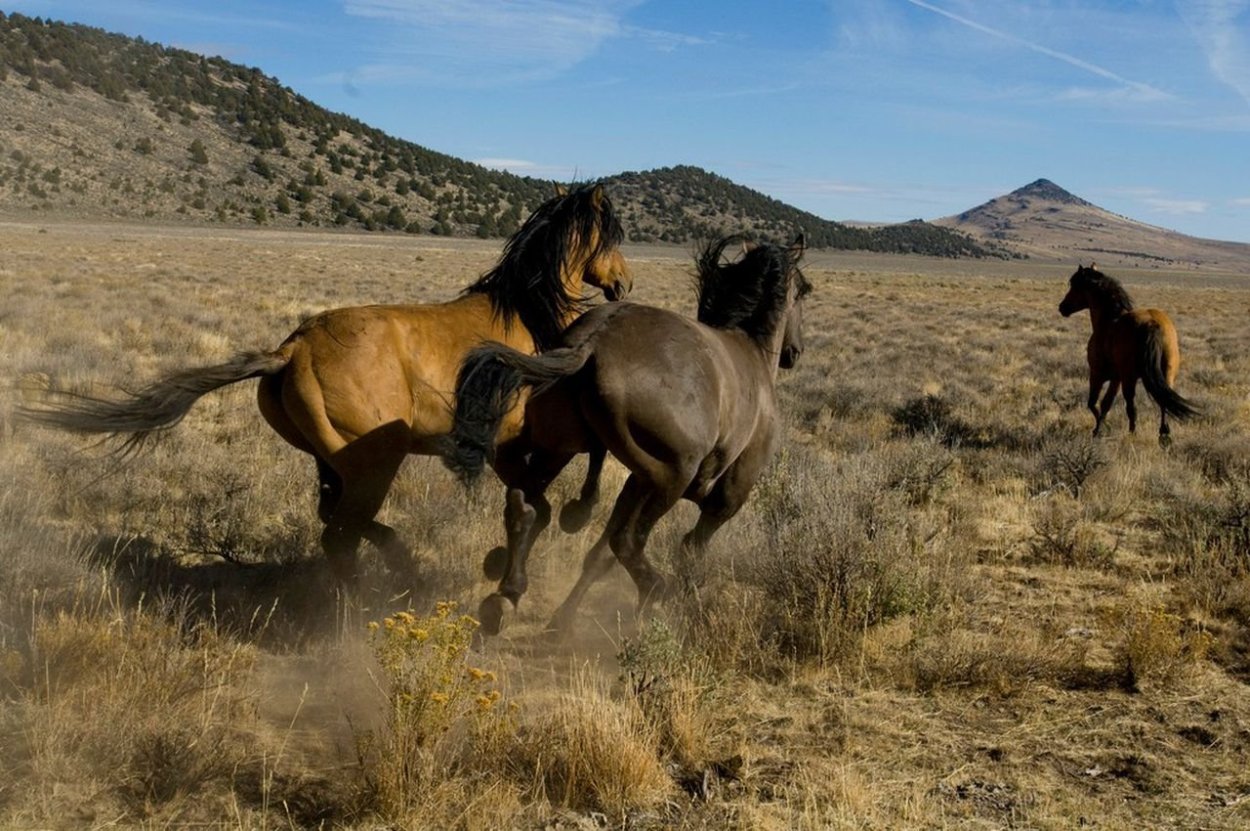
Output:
[[0, 11, 997, 256], [937, 179, 1250, 271]]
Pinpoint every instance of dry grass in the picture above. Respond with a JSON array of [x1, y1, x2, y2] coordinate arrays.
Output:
[[3, 220, 1250, 828]]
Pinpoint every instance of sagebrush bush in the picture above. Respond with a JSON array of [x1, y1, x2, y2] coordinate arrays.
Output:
[[1027, 493, 1115, 569], [6, 594, 258, 820], [747, 445, 954, 665], [891, 393, 979, 447], [905, 620, 1090, 695], [617, 618, 728, 770], [512, 672, 672, 817], [1035, 432, 1108, 498], [1108, 600, 1211, 691]]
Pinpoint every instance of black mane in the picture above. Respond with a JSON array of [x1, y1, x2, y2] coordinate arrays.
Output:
[[464, 184, 623, 351], [695, 235, 808, 344], [1074, 265, 1135, 315]]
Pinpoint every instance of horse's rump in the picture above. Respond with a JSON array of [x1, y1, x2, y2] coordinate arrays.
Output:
[[1137, 314, 1199, 421]]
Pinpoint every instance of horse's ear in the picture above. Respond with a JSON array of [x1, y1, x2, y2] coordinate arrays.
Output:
[[788, 232, 807, 262], [590, 183, 605, 209], [553, 183, 569, 198]]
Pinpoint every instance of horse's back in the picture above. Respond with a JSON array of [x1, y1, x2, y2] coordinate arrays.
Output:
[[566, 303, 772, 481], [261, 295, 521, 456]]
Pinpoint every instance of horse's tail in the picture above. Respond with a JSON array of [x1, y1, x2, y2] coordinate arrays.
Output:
[[1140, 327, 1199, 421], [445, 341, 593, 485], [19, 350, 290, 453]]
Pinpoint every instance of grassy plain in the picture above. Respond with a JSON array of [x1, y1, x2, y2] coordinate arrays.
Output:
[[2, 220, 1250, 829]]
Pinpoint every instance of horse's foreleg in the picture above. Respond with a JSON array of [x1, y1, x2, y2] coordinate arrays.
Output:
[[559, 444, 606, 533], [1086, 377, 1103, 434]]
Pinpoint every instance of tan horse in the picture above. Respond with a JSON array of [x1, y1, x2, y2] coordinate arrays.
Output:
[[1059, 263, 1197, 445], [22, 183, 631, 580], [448, 234, 809, 634]]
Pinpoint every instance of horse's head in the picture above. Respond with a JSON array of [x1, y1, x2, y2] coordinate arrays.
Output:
[[566, 183, 632, 302], [779, 233, 810, 369], [1058, 263, 1097, 317]]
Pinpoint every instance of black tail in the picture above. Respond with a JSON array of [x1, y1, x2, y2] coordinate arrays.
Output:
[[19, 351, 289, 453], [1140, 329, 1199, 421], [445, 341, 593, 485]]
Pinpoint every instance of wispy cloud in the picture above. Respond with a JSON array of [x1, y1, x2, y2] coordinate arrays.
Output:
[[1176, 0, 1250, 110], [473, 157, 583, 179], [340, 0, 697, 85], [1143, 197, 1208, 215], [1232, 196, 1250, 207], [903, 0, 1170, 102]]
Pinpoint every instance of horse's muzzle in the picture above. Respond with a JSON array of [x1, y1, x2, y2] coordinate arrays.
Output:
[[603, 279, 629, 302], [1058, 302, 1073, 317]]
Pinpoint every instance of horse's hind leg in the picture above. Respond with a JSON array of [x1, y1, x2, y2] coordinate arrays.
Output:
[[610, 475, 690, 616], [684, 452, 766, 554], [321, 425, 412, 584], [315, 456, 342, 524], [1122, 377, 1139, 434], [478, 449, 576, 635], [678, 451, 769, 596], [548, 474, 647, 633], [559, 444, 606, 533], [478, 488, 537, 636]]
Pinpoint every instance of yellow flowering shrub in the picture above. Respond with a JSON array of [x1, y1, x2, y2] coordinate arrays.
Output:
[[361, 601, 513, 816]]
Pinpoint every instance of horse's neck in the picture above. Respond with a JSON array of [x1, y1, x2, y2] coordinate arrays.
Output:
[[760, 316, 790, 381], [554, 262, 588, 329], [1087, 302, 1125, 333]]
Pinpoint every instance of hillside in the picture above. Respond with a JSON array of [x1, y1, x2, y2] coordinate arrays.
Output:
[[0, 12, 997, 257], [937, 178, 1250, 271]]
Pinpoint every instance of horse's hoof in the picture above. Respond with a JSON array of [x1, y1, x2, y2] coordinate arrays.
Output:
[[545, 605, 577, 637], [559, 499, 594, 533], [478, 593, 512, 636], [1159, 434, 1173, 449], [482, 546, 508, 581]]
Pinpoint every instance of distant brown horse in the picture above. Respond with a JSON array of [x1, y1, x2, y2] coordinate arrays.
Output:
[[447, 234, 810, 634], [22, 183, 631, 581], [1059, 263, 1197, 445]]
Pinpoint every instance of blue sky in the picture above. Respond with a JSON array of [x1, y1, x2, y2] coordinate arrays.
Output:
[[8, 1, 1250, 242]]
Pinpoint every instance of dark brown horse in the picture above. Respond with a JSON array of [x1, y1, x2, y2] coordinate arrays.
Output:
[[21, 183, 630, 581], [447, 234, 810, 634], [1059, 263, 1197, 445]]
